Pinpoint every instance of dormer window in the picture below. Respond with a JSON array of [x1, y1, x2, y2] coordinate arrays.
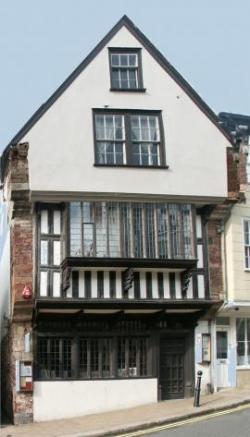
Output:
[[109, 48, 144, 91]]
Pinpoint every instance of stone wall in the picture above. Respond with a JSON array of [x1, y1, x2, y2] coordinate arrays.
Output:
[[1, 323, 33, 424], [2, 142, 34, 424]]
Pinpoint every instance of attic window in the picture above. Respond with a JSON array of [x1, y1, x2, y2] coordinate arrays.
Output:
[[109, 48, 144, 91]]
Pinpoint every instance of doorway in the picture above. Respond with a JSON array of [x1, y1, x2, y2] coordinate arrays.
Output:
[[216, 328, 229, 388], [159, 337, 185, 399]]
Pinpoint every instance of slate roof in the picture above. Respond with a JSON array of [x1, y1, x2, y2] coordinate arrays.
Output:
[[218, 112, 250, 144]]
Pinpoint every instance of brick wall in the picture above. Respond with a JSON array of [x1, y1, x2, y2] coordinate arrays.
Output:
[[2, 143, 34, 424], [207, 219, 223, 301], [227, 145, 248, 198]]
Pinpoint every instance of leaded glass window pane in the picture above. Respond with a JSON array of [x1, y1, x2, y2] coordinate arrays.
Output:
[[69, 202, 194, 260]]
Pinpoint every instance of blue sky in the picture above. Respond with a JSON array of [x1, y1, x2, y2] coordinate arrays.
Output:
[[0, 0, 250, 153]]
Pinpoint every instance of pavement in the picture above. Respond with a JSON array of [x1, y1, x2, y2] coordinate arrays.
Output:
[[1, 388, 250, 437]]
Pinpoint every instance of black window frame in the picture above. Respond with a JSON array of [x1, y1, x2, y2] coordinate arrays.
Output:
[[36, 334, 151, 380], [37, 204, 63, 298], [93, 109, 167, 168], [69, 201, 195, 260], [109, 47, 145, 92]]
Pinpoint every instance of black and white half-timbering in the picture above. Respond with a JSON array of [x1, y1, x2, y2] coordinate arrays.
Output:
[[1, 16, 232, 423]]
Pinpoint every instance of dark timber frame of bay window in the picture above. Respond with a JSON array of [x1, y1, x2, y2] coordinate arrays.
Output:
[[36, 333, 152, 381], [93, 109, 167, 168], [109, 48, 145, 92], [68, 201, 195, 261]]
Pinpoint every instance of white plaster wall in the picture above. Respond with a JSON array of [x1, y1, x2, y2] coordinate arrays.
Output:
[[22, 26, 229, 199], [195, 321, 212, 394], [34, 378, 157, 421], [225, 186, 250, 301], [0, 199, 10, 339]]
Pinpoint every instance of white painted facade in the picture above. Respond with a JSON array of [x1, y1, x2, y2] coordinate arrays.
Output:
[[33, 378, 157, 421], [225, 186, 250, 302], [214, 185, 250, 389], [195, 321, 213, 394], [19, 26, 229, 200], [0, 199, 10, 339]]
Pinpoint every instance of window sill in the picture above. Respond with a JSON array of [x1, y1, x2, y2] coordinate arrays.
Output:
[[236, 366, 250, 370], [94, 164, 169, 169], [35, 376, 154, 382], [110, 87, 146, 93]]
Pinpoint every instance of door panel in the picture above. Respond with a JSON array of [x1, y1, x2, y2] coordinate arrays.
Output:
[[160, 337, 185, 400], [216, 330, 229, 388]]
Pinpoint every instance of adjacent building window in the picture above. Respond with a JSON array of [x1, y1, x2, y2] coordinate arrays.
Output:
[[69, 201, 194, 259], [94, 111, 164, 167], [244, 219, 250, 269], [236, 318, 250, 366], [109, 49, 143, 90], [37, 336, 149, 380]]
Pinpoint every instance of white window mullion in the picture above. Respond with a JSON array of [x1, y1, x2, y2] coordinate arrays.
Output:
[[104, 143, 107, 164], [126, 69, 130, 89], [148, 143, 151, 165], [153, 205, 159, 258], [141, 144, 143, 166], [245, 319, 248, 366], [157, 143, 160, 165]]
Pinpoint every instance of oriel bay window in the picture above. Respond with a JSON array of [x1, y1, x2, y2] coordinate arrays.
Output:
[[94, 111, 165, 167], [69, 201, 194, 259], [37, 336, 150, 380]]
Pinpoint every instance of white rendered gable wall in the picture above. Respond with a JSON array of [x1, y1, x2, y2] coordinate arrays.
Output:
[[22, 26, 229, 199]]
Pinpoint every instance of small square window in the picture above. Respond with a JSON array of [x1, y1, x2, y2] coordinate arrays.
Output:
[[109, 49, 143, 90]]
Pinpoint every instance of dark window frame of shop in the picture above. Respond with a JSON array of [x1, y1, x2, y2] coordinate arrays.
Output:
[[36, 334, 152, 380]]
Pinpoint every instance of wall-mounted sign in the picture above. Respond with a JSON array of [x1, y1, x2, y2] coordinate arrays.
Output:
[[15, 361, 33, 392], [202, 333, 211, 363], [24, 332, 31, 353]]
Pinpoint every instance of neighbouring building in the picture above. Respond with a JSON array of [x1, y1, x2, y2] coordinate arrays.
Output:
[[0, 16, 233, 424], [213, 112, 250, 390]]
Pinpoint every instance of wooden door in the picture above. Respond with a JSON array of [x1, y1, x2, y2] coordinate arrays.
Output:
[[159, 337, 185, 400]]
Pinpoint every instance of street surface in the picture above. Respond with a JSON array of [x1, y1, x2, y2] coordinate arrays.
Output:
[[146, 406, 250, 437]]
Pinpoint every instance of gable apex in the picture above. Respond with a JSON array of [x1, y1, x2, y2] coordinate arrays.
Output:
[[1, 15, 233, 181]]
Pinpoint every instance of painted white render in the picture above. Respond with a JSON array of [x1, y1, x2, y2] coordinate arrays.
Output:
[[33, 378, 157, 421], [0, 199, 10, 339], [225, 186, 250, 301], [195, 321, 212, 394], [20, 26, 229, 200]]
